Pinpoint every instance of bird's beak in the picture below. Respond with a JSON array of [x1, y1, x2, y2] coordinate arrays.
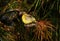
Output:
[[19, 12, 23, 15]]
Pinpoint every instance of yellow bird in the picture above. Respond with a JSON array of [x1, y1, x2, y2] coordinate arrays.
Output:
[[21, 12, 36, 24]]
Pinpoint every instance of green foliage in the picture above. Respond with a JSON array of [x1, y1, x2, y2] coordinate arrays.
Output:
[[0, 0, 59, 41]]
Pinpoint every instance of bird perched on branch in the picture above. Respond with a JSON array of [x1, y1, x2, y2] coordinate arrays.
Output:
[[19, 12, 37, 27], [21, 12, 36, 24]]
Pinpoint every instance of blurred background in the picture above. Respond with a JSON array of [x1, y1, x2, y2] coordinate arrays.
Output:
[[0, 0, 59, 41]]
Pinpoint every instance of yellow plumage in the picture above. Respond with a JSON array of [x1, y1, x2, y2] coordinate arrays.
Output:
[[22, 12, 36, 24]]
